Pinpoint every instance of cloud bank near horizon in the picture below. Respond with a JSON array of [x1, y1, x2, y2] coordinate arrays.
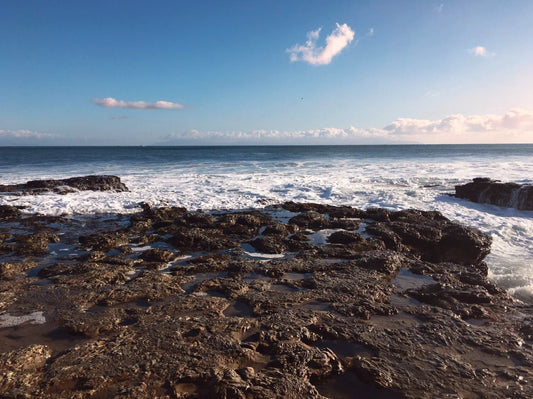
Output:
[[163, 109, 533, 144], [92, 97, 185, 110], [0, 129, 58, 139], [287, 23, 355, 65]]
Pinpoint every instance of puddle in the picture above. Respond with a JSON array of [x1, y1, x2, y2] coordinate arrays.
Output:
[[270, 284, 298, 293], [368, 311, 421, 329], [180, 272, 228, 294], [243, 273, 272, 282], [391, 269, 434, 291], [0, 320, 87, 355], [298, 301, 331, 312], [316, 340, 373, 358], [315, 371, 404, 399], [465, 318, 490, 326], [240, 243, 286, 260], [284, 272, 312, 281], [0, 311, 46, 328], [223, 301, 253, 317]]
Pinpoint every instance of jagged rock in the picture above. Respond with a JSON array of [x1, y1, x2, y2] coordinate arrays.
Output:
[[0, 175, 129, 195], [454, 177, 533, 210]]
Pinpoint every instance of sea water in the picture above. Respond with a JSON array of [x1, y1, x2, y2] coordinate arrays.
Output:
[[0, 145, 532, 300]]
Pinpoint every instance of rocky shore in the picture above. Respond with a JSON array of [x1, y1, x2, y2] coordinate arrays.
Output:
[[0, 202, 532, 398]]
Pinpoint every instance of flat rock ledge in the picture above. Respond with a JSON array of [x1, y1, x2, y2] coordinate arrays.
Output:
[[0, 202, 532, 398], [0, 175, 128, 195], [454, 177, 533, 210]]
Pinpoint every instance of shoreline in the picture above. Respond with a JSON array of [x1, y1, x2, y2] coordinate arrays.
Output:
[[1, 202, 532, 398]]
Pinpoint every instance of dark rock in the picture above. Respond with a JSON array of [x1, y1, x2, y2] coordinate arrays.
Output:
[[249, 236, 287, 254], [14, 232, 60, 256], [0, 175, 129, 195], [289, 211, 329, 230], [138, 249, 176, 263], [0, 205, 22, 219], [454, 178, 533, 210], [328, 231, 363, 244], [79, 231, 129, 252]]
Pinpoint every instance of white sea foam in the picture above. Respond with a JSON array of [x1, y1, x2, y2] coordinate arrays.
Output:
[[1, 149, 532, 300]]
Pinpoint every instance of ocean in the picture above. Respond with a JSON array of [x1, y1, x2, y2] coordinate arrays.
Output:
[[1, 144, 532, 301]]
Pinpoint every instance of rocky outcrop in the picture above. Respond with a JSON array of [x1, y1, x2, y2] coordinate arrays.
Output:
[[0, 175, 128, 195], [454, 177, 533, 210], [0, 203, 531, 398]]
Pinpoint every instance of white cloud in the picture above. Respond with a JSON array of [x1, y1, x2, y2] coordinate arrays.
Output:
[[469, 46, 495, 57], [92, 97, 185, 110], [436, 3, 444, 13], [0, 129, 57, 139], [287, 23, 355, 65], [162, 109, 533, 145], [367, 27, 374, 37]]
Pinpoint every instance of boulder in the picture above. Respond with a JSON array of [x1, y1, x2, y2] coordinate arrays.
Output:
[[454, 177, 533, 210]]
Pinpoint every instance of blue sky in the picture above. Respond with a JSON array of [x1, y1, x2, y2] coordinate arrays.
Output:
[[1, 0, 533, 145]]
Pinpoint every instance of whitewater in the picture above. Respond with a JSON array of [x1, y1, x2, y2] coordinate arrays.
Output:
[[0, 145, 531, 301]]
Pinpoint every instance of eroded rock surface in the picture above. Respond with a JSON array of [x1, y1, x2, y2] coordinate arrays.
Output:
[[454, 177, 533, 210], [0, 202, 531, 398]]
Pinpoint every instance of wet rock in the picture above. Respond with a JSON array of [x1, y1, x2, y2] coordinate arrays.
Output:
[[289, 211, 329, 230], [138, 248, 176, 263], [328, 230, 363, 244], [0, 262, 37, 280], [0, 204, 532, 399], [0, 205, 22, 220], [79, 231, 129, 251], [249, 235, 287, 254], [168, 228, 237, 252], [14, 232, 60, 256], [454, 177, 533, 210], [0, 175, 128, 195]]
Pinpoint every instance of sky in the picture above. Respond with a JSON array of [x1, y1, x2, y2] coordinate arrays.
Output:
[[1, 0, 533, 145]]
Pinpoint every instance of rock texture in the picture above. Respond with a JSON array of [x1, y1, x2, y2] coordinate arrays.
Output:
[[454, 177, 533, 210], [0, 175, 128, 195], [0, 202, 531, 398]]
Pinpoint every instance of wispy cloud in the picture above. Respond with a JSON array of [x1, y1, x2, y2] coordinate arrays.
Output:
[[436, 3, 444, 13], [287, 23, 355, 65], [367, 27, 374, 37], [469, 46, 495, 57], [0, 129, 58, 139], [92, 97, 185, 110], [162, 109, 533, 145]]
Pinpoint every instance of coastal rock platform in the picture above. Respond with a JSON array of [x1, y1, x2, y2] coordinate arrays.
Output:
[[0, 203, 532, 398]]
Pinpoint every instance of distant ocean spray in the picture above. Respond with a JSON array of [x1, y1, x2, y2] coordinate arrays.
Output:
[[1, 144, 532, 300]]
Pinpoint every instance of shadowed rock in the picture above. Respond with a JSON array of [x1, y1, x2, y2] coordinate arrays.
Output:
[[0, 175, 128, 195], [454, 177, 533, 210]]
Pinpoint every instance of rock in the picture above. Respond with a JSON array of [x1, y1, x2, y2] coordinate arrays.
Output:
[[327, 230, 363, 244], [0, 205, 22, 219], [79, 231, 129, 252], [454, 177, 533, 210], [14, 232, 60, 256], [249, 235, 287, 254], [289, 211, 329, 230], [0, 204, 531, 399], [0, 175, 129, 195], [138, 248, 176, 263]]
